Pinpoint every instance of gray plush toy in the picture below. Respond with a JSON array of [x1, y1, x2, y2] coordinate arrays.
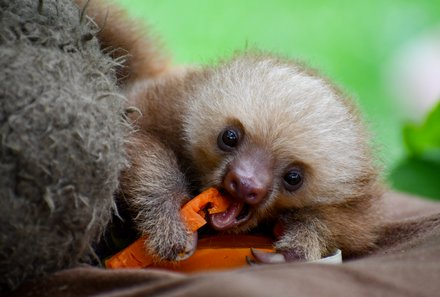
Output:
[[0, 0, 128, 291]]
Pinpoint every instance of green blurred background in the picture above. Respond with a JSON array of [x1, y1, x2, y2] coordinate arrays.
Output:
[[114, 0, 440, 200]]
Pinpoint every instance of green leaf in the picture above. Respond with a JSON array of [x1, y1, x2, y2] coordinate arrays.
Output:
[[389, 157, 440, 200], [403, 100, 440, 162], [389, 100, 440, 200]]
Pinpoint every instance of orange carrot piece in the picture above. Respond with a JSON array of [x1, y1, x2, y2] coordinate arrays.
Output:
[[105, 188, 230, 269], [105, 238, 152, 269], [139, 235, 274, 273], [180, 187, 229, 231]]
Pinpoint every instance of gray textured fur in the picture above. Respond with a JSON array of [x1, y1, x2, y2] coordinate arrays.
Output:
[[0, 0, 128, 291]]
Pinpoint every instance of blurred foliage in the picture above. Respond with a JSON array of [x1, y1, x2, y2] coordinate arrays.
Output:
[[404, 102, 440, 162], [389, 101, 440, 200]]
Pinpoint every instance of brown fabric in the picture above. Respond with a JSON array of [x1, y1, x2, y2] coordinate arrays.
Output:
[[8, 192, 440, 297]]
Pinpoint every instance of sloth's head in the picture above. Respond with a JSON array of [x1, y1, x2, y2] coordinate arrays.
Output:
[[182, 54, 378, 232]]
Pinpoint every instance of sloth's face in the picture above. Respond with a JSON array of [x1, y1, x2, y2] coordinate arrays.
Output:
[[182, 55, 374, 232]]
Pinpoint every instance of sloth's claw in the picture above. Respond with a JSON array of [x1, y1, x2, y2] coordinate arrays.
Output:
[[175, 232, 198, 261], [250, 248, 286, 264]]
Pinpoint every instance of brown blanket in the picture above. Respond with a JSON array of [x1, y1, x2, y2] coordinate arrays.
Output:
[[8, 192, 440, 297]]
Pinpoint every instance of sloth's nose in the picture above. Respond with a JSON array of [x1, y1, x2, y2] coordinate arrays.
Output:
[[223, 169, 268, 205]]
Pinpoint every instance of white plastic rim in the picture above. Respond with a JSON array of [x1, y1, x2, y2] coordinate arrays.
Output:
[[312, 249, 342, 264]]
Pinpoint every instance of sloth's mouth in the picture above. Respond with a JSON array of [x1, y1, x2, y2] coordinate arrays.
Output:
[[208, 192, 252, 231]]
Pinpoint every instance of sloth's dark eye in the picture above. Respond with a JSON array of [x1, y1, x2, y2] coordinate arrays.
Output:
[[218, 128, 241, 151], [283, 168, 303, 191]]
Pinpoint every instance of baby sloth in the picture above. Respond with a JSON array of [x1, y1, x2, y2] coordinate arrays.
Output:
[[119, 55, 383, 263]]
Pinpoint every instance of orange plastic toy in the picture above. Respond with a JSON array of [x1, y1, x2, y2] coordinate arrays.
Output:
[[105, 188, 275, 272]]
